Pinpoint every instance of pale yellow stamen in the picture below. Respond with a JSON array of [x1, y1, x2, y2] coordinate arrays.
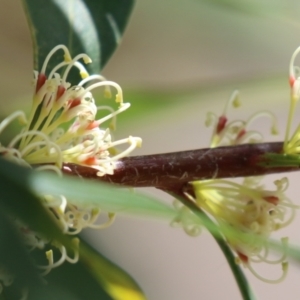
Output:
[[41, 45, 72, 75]]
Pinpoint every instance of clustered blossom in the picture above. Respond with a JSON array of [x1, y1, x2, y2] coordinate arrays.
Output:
[[172, 79, 299, 282], [191, 177, 296, 283], [0, 45, 141, 174], [0, 45, 141, 286]]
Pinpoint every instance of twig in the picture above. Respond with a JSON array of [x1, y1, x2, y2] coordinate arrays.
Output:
[[62, 142, 299, 189]]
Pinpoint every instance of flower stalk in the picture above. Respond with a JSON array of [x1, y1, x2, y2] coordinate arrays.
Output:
[[63, 141, 300, 189]]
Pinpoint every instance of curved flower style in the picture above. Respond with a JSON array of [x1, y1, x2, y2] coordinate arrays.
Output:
[[0, 45, 142, 279], [191, 177, 296, 283], [206, 90, 278, 148]]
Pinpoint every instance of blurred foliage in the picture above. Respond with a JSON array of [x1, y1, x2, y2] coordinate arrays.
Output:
[[0, 156, 153, 299], [203, 0, 285, 15], [0, 0, 151, 298], [22, 0, 134, 84]]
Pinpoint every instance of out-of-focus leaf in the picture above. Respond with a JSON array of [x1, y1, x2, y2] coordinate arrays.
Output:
[[0, 158, 69, 246], [0, 158, 147, 299], [29, 285, 80, 300], [94, 89, 181, 129], [22, 0, 135, 82], [30, 251, 112, 300], [0, 209, 42, 299], [80, 240, 146, 300], [30, 240, 148, 300], [29, 171, 176, 219], [202, 0, 284, 15], [171, 192, 255, 300]]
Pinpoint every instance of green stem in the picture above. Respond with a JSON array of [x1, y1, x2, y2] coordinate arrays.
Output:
[[166, 189, 255, 300]]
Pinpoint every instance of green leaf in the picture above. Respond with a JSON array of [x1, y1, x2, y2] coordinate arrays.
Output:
[[80, 240, 146, 300], [0, 159, 70, 247], [30, 247, 112, 300], [22, 0, 135, 81], [169, 192, 255, 300], [29, 171, 176, 219], [0, 209, 42, 299], [30, 239, 146, 300], [0, 158, 148, 299], [202, 0, 284, 16]]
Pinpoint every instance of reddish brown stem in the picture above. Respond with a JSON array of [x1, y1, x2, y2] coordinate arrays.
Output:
[[62, 142, 299, 189]]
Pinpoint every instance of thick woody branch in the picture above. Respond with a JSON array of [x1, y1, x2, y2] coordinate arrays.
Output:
[[62, 142, 300, 189]]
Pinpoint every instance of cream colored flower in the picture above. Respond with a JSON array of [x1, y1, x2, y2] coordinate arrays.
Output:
[[191, 177, 296, 283], [0, 45, 142, 279], [0, 45, 141, 176], [180, 86, 297, 283]]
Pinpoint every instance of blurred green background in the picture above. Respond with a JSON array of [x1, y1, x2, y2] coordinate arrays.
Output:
[[1, 0, 300, 299]]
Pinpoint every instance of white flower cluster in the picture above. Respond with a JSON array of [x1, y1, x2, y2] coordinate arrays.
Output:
[[173, 81, 299, 283], [0, 45, 141, 279], [191, 177, 296, 283], [0, 45, 141, 175]]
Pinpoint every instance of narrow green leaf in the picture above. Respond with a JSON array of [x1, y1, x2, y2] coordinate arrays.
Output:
[[29, 285, 81, 300], [22, 0, 135, 82], [169, 192, 255, 300], [30, 251, 112, 300], [0, 158, 147, 299], [29, 171, 176, 219], [203, 0, 283, 15], [0, 158, 70, 247], [0, 209, 42, 299]]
